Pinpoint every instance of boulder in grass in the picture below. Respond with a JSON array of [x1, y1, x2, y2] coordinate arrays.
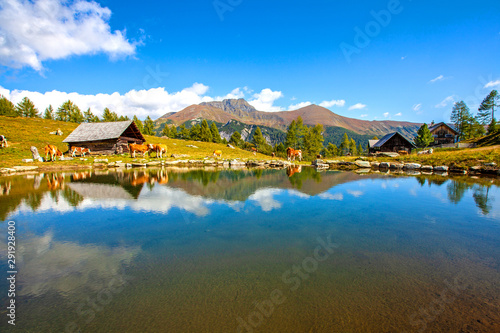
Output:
[[403, 163, 421, 170], [355, 160, 371, 168], [433, 166, 449, 172], [379, 162, 390, 168]]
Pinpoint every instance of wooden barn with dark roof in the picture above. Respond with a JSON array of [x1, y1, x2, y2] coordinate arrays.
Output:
[[63, 121, 145, 155], [368, 132, 416, 154], [428, 122, 458, 145]]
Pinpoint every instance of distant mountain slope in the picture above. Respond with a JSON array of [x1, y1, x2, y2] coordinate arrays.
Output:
[[157, 99, 421, 138]]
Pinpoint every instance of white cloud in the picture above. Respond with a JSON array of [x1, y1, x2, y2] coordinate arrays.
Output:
[[401, 56, 406, 60], [484, 80, 500, 88], [248, 188, 283, 212], [429, 75, 445, 83], [348, 103, 367, 111], [413, 103, 422, 111], [216, 87, 245, 100], [0, 0, 136, 71], [347, 190, 364, 198], [395, 112, 402, 116], [248, 88, 284, 112], [319, 192, 343, 201], [383, 112, 389, 118], [435, 95, 455, 108], [290, 96, 297, 101], [288, 101, 312, 110], [319, 99, 346, 108], [360, 114, 368, 118], [1, 83, 213, 119]]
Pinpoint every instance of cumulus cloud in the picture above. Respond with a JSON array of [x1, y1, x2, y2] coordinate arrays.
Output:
[[383, 112, 389, 118], [360, 114, 368, 118], [484, 80, 500, 88], [0, 0, 136, 71], [288, 101, 312, 110], [395, 112, 402, 116], [435, 95, 455, 108], [429, 75, 445, 83], [319, 99, 346, 108], [1, 83, 214, 119], [248, 88, 284, 112], [319, 192, 343, 201], [347, 190, 364, 198], [348, 103, 367, 111]]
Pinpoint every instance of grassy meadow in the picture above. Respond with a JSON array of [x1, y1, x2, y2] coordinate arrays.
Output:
[[0, 116, 277, 169], [1, 115, 499, 170]]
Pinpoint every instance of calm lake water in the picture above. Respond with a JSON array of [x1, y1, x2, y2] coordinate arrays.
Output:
[[0, 167, 499, 332]]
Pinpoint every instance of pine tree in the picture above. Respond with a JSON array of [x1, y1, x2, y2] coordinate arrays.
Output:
[[327, 143, 339, 157], [43, 105, 54, 120], [230, 131, 241, 146], [57, 100, 79, 122], [0, 95, 16, 116], [68, 105, 84, 123], [295, 116, 305, 149], [303, 124, 324, 157], [133, 115, 144, 133], [414, 123, 434, 148], [179, 124, 190, 139], [340, 133, 350, 155], [102, 108, 118, 122], [450, 101, 472, 140], [357, 143, 364, 155], [285, 120, 298, 148], [170, 125, 178, 138], [162, 124, 170, 137], [143, 116, 155, 135], [200, 119, 213, 142], [190, 124, 201, 140], [349, 138, 357, 156], [477, 90, 498, 126], [210, 122, 221, 143], [16, 97, 39, 117], [252, 127, 266, 146]]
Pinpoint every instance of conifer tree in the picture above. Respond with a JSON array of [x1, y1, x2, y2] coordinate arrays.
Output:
[[162, 124, 170, 137], [340, 133, 350, 155], [200, 119, 213, 142], [0, 95, 16, 116], [16, 97, 39, 117], [170, 125, 178, 138], [210, 122, 221, 143], [285, 120, 298, 148], [415, 123, 434, 148], [43, 105, 54, 120], [133, 115, 144, 133], [143, 116, 155, 135]]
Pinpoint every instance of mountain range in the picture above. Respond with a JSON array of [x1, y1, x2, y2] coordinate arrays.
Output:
[[156, 99, 422, 145]]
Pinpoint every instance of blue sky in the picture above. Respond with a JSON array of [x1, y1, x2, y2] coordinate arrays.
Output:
[[0, 0, 499, 122]]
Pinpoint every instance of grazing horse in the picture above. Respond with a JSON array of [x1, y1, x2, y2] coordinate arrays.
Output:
[[213, 150, 222, 159], [44, 145, 63, 161], [71, 146, 91, 157], [129, 143, 149, 158], [147, 143, 168, 158], [286, 147, 302, 162], [0, 135, 7, 148]]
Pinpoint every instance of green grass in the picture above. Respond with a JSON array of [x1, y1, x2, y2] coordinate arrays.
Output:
[[0, 116, 280, 169]]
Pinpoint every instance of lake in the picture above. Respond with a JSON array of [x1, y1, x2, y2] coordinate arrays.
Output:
[[0, 167, 499, 332]]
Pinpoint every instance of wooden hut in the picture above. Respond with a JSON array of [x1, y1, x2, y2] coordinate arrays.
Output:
[[368, 132, 416, 154], [63, 121, 145, 155], [428, 122, 458, 145]]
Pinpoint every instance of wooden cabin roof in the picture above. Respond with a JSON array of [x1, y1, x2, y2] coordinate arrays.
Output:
[[372, 132, 416, 148], [63, 121, 145, 143], [428, 122, 458, 134]]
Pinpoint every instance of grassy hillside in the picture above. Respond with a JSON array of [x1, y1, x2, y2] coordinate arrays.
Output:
[[0, 116, 277, 168], [471, 131, 500, 147]]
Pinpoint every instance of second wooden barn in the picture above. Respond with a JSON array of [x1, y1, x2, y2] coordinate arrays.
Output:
[[63, 121, 145, 155], [368, 132, 416, 154]]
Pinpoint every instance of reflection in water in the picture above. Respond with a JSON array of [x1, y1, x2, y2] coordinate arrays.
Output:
[[0, 232, 139, 298], [0, 168, 499, 332]]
